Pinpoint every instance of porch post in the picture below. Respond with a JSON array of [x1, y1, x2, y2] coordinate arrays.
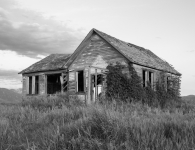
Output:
[[32, 76, 35, 94], [61, 73, 63, 93], [87, 67, 91, 104], [95, 69, 97, 102], [145, 71, 148, 87]]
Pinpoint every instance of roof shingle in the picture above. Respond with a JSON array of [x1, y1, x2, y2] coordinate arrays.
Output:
[[19, 28, 181, 75], [94, 29, 181, 75], [19, 54, 71, 74]]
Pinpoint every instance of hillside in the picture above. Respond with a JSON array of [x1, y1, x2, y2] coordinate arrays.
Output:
[[0, 88, 22, 103], [182, 95, 195, 101]]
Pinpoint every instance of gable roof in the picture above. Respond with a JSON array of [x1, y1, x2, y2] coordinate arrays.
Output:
[[93, 29, 181, 75], [19, 54, 71, 74], [19, 28, 181, 75]]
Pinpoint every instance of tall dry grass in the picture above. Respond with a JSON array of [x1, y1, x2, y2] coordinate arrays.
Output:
[[0, 94, 195, 150]]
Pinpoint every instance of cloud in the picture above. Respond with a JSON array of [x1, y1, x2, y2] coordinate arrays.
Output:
[[0, 69, 22, 89], [0, 69, 21, 80], [0, 0, 85, 58], [0, 50, 40, 71]]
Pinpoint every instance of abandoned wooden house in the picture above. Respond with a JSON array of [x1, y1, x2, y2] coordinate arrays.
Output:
[[19, 28, 181, 104]]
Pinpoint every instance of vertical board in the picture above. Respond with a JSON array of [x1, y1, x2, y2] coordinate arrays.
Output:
[[87, 68, 91, 104], [39, 74, 45, 95], [68, 71, 76, 94], [151, 73, 154, 89], [45, 75, 47, 94], [22, 76, 27, 95], [26, 76, 29, 94], [32, 76, 35, 94], [145, 71, 148, 87], [75, 72, 78, 92]]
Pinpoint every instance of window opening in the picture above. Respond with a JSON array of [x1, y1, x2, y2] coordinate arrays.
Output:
[[142, 70, 146, 87], [77, 70, 84, 92], [149, 71, 153, 87], [47, 74, 61, 94], [35, 76, 39, 94], [29, 76, 32, 94]]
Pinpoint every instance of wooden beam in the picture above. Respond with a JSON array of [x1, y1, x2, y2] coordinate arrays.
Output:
[[23, 70, 67, 76], [87, 67, 91, 104], [95, 69, 97, 102], [145, 71, 148, 87], [61, 73, 63, 93], [26, 77, 29, 94], [32, 76, 35, 94]]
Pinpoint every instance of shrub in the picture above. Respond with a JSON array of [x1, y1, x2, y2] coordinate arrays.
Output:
[[106, 62, 143, 102], [105, 62, 181, 108]]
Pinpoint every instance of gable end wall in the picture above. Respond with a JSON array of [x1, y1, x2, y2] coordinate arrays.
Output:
[[69, 33, 128, 70]]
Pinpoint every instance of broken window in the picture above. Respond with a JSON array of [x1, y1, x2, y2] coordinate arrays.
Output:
[[142, 70, 147, 87], [76, 70, 84, 92], [149, 71, 154, 88], [47, 74, 61, 94], [35, 76, 39, 94], [143, 70, 154, 88], [29, 76, 32, 94]]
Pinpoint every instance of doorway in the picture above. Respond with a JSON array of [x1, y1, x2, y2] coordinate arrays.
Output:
[[47, 74, 61, 94], [91, 74, 103, 102]]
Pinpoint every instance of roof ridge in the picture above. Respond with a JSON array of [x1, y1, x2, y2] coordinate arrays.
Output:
[[93, 28, 181, 75]]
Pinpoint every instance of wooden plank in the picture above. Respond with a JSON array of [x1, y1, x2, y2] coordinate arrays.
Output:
[[22, 76, 27, 95], [32, 76, 35, 94], [87, 68, 91, 104], [24, 70, 67, 76], [39, 75, 45, 95], [69, 72, 75, 81], [61, 73, 63, 93], [95, 69, 97, 102], [75, 71, 78, 92], [26, 76, 29, 94], [145, 71, 148, 87]]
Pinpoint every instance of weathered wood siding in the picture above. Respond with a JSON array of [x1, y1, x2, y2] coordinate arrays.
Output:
[[133, 64, 161, 88], [22, 75, 27, 95], [39, 74, 45, 95], [69, 33, 128, 70]]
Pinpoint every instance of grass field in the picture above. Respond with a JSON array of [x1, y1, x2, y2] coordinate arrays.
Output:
[[1, 94, 195, 150]]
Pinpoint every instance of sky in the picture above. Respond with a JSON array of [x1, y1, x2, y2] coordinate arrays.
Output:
[[0, 0, 194, 96]]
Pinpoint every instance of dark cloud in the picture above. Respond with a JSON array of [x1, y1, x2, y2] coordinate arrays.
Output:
[[0, 1, 85, 58]]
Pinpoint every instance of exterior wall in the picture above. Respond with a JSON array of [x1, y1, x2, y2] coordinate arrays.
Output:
[[69, 33, 128, 70], [133, 64, 178, 89], [133, 64, 161, 84], [22, 75, 27, 95], [39, 74, 46, 95]]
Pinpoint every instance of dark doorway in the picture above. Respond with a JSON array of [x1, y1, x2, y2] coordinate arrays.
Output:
[[47, 74, 61, 94], [77, 70, 84, 92]]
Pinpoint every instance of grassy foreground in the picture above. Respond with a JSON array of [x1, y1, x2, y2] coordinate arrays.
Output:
[[1, 95, 195, 150]]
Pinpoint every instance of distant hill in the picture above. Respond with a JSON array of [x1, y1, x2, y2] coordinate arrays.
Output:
[[10, 88, 22, 94], [0, 88, 22, 103], [182, 95, 195, 101]]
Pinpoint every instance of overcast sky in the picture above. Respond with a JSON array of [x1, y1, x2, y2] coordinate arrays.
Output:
[[0, 0, 194, 96]]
